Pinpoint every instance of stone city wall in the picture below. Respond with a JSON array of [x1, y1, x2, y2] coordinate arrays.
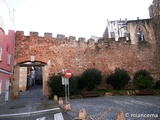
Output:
[[14, 31, 160, 80]]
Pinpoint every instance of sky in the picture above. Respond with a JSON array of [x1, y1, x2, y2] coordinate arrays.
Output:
[[5, 0, 153, 39]]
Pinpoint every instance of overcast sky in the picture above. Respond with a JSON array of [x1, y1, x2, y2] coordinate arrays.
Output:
[[6, 0, 153, 39]]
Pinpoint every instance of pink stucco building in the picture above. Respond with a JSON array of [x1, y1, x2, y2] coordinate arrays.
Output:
[[0, 0, 15, 103]]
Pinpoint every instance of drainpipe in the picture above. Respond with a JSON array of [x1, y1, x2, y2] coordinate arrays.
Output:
[[9, 30, 16, 99], [11, 31, 15, 74]]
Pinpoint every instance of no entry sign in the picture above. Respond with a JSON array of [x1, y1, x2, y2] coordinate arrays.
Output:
[[65, 69, 72, 78]]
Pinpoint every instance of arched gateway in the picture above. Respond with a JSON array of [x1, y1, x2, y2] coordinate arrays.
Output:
[[12, 55, 51, 98]]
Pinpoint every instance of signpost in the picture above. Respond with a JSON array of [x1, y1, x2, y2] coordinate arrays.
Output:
[[62, 69, 72, 104]]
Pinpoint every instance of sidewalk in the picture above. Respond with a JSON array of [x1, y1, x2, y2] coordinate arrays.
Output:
[[0, 85, 73, 120]]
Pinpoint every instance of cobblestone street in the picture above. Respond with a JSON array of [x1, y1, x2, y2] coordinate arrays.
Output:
[[68, 96, 160, 120]]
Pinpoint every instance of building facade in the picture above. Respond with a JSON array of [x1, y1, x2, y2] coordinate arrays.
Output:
[[0, 0, 15, 103], [103, 19, 128, 41], [103, 18, 154, 45]]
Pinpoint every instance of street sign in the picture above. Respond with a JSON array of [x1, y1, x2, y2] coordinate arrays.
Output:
[[62, 68, 72, 103], [65, 69, 72, 78], [62, 69, 69, 85], [62, 76, 69, 85]]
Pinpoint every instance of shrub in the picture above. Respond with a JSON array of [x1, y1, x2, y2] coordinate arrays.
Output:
[[154, 80, 160, 89], [106, 68, 131, 90], [76, 76, 85, 91], [69, 76, 79, 95], [47, 73, 78, 99], [133, 70, 154, 89], [81, 68, 102, 91], [47, 74, 64, 98]]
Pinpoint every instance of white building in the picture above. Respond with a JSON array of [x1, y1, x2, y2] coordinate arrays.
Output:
[[104, 19, 129, 41]]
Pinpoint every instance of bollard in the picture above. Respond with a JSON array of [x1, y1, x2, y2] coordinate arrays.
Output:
[[54, 95, 58, 101], [105, 92, 112, 96], [65, 102, 71, 111], [117, 111, 125, 120], [127, 91, 130, 96], [58, 97, 63, 106], [78, 108, 86, 120]]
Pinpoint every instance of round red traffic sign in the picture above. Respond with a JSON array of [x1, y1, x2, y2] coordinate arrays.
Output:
[[65, 69, 72, 78]]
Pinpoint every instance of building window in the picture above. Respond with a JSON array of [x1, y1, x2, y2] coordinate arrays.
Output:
[[110, 32, 115, 38], [0, 47, 2, 61], [7, 54, 11, 65], [0, 80, 2, 94], [137, 27, 145, 41]]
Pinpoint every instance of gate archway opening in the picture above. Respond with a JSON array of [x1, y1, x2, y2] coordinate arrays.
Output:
[[18, 61, 46, 91], [12, 56, 50, 99]]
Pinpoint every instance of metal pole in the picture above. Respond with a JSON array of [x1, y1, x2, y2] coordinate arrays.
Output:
[[65, 84, 67, 104], [65, 78, 67, 104], [68, 78, 69, 102]]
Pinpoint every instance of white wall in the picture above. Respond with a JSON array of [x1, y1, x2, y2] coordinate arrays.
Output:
[[107, 20, 128, 41]]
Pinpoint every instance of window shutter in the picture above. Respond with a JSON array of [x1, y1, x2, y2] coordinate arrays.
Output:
[[7, 54, 11, 65], [0, 47, 2, 61]]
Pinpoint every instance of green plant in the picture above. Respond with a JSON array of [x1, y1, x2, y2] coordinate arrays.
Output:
[[69, 76, 79, 95], [47, 74, 79, 99], [47, 74, 64, 98], [133, 70, 154, 89], [81, 68, 102, 91], [154, 80, 160, 89], [76, 76, 85, 91], [106, 68, 131, 90]]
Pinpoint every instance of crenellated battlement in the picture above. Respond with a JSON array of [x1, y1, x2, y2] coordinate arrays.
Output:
[[16, 31, 133, 49]]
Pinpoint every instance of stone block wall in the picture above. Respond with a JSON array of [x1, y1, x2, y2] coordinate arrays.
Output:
[[14, 31, 160, 80], [19, 67, 27, 92]]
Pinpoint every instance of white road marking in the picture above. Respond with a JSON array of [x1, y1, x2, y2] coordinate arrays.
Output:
[[0, 108, 60, 117], [54, 112, 64, 120]]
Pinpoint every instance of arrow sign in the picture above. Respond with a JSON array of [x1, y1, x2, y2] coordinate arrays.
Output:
[[65, 69, 72, 78]]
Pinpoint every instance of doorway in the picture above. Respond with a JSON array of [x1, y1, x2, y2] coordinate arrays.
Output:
[[19, 62, 45, 92], [12, 59, 50, 98], [5, 80, 10, 101], [27, 66, 43, 90]]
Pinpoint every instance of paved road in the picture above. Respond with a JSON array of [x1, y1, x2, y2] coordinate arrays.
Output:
[[68, 96, 160, 120], [0, 86, 160, 120], [0, 85, 73, 120]]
